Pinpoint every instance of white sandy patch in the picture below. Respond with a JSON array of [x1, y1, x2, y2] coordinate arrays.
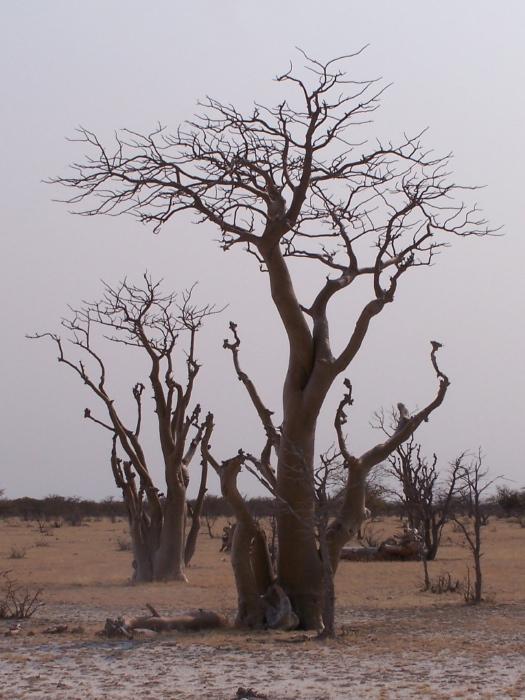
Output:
[[2, 603, 525, 699]]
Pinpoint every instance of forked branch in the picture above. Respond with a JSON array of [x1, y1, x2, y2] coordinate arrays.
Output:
[[326, 342, 450, 570]]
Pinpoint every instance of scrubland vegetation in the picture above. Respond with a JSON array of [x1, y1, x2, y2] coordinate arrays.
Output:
[[1, 486, 524, 604], [2, 491, 525, 699]]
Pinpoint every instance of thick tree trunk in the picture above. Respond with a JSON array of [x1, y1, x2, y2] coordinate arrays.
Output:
[[129, 516, 154, 583], [276, 416, 325, 630], [220, 456, 269, 628], [201, 428, 299, 631], [152, 489, 188, 582], [127, 494, 191, 583]]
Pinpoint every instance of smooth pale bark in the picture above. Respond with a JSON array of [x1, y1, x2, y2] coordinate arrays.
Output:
[[259, 240, 395, 628], [220, 455, 269, 628], [326, 463, 369, 574], [152, 491, 188, 582], [276, 418, 325, 630], [202, 419, 299, 630], [130, 517, 154, 583], [115, 451, 189, 583]]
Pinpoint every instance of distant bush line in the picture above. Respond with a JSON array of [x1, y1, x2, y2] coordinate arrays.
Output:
[[0, 494, 284, 523], [0, 486, 522, 524], [0, 492, 396, 523]]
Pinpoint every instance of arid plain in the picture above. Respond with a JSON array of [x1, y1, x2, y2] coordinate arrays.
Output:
[[1, 515, 524, 699]]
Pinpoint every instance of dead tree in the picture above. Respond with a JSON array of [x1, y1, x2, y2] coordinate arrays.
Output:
[[52, 53, 491, 629], [30, 276, 216, 582], [452, 450, 497, 603], [387, 435, 460, 560]]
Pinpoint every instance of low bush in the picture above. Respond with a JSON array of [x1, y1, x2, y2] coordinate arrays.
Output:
[[8, 546, 27, 560], [0, 571, 44, 619]]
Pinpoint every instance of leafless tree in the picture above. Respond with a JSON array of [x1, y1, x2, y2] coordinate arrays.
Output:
[[386, 435, 460, 561], [52, 52, 491, 629], [452, 450, 497, 603], [30, 276, 216, 583]]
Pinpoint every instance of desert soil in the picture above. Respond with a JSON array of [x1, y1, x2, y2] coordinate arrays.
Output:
[[1, 516, 524, 699]]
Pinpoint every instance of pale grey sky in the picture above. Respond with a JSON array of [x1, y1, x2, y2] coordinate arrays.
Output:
[[1, 1, 524, 499]]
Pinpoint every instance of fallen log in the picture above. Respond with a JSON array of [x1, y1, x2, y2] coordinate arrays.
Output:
[[340, 541, 420, 562], [104, 605, 229, 638], [43, 624, 68, 634]]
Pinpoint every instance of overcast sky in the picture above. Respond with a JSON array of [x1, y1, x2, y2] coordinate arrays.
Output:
[[1, 1, 524, 500]]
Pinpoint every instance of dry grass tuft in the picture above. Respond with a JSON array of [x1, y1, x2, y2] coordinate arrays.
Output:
[[8, 546, 27, 560], [424, 572, 463, 595], [115, 537, 132, 552]]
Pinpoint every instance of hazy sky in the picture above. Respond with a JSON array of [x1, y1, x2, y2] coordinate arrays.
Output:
[[1, 1, 524, 500]]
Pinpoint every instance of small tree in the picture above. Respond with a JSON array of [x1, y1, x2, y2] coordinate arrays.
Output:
[[53, 53, 491, 629], [387, 435, 459, 560], [0, 489, 9, 519], [452, 450, 496, 603], [494, 486, 525, 519], [31, 276, 216, 582]]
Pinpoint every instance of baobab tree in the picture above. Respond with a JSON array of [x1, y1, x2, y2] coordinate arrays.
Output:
[[52, 52, 490, 629], [31, 276, 216, 583]]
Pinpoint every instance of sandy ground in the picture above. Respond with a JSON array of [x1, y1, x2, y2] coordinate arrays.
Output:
[[2, 517, 525, 698], [2, 601, 525, 699]]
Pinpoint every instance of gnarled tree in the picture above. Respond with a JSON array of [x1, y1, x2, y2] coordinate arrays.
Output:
[[53, 52, 490, 629], [386, 434, 460, 561], [31, 276, 215, 583]]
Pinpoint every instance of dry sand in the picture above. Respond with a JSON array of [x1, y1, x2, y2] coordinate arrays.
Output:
[[1, 517, 524, 699]]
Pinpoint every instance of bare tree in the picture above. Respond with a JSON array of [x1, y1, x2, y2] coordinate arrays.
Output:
[[52, 53, 491, 629], [452, 450, 497, 603], [30, 276, 216, 583], [386, 435, 459, 561]]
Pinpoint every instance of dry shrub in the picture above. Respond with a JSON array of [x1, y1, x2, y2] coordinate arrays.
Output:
[[8, 546, 27, 559], [35, 518, 49, 535], [424, 572, 462, 595], [116, 537, 132, 552], [358, 522, 385, 547], [0, 571, 44, 619], [462, 568, 496, 604]]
